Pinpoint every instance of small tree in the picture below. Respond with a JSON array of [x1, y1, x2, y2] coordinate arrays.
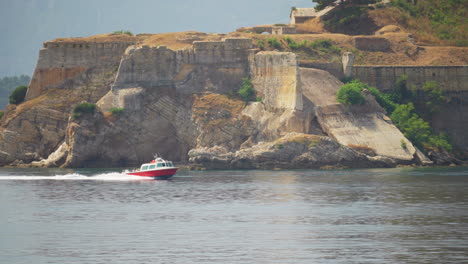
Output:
[[238, 78, 256, 102], [336, 80, 366, 105], [73, 102, 96, 119], [109, 107, 124, 116], [266, 38, 282, 50], [9, 85, 28, 105]]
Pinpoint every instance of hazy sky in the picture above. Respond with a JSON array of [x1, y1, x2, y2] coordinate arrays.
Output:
[[0, 0, 313, 77]]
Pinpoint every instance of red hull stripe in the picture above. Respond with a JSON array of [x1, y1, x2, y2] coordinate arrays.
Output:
[[128, 168, 178, 177]]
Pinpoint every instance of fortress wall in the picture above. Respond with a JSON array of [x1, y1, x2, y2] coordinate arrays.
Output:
[[352, 66, 468, 92], [26, 41, 134, 100], [299, 61, 467, 92], [112, 45, 179, 89], [193, 38, 253, 64], [111, 38, 253, 94], [39, 42, 134, 68], [250, 52, 302, 111]]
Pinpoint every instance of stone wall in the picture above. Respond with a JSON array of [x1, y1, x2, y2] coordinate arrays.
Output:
[[354, 37, 391, 52], [272, 26, 297, 35], [352, 65, 468, 92], [300, 57, 467, 93], [111, 38, 253, 95], [26, 41, 134, 100]]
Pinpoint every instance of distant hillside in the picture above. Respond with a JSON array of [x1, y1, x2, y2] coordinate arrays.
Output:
[[370, 0, 467, 46], [0, 75, 30, 109]]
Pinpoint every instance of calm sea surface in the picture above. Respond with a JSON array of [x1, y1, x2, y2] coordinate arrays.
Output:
[[0, 167, 467, 264]]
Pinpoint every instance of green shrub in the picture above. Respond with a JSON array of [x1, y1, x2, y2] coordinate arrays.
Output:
[[335, 80, 452, 152], [391, 103, 452, 151], [0, 111, 3, 119], [391, 0, 467, 46], [336, 81, 366, 105], [275, 143, 284, 149], [310, 39, 332, 49], [428, 133, 453, 152], [257, 39, 265, 50], [73, 102, 96, 119], [9, 85, 28, 105], [421, 81, 446, 112], [391, 0, 419, 16], [390, 74, 412, 104], [367, 86, 397, 114], [391, 103, 430, 148], [283, 37, 310, 50], [400, 139, 407, 150], [256, 96, 263, 103], [266, 38, 282, 50], [238, 78, 256, 102], [109, 107, 124, 116], [113, 30, 133, 36]]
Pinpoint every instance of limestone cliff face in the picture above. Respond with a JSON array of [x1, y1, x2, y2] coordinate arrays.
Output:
[[251, 52, 302, 111], [244, 52, 312, 142], [0, 36, 441, 168], [0, 40, 133, 166], [48, 39, 256, 167]]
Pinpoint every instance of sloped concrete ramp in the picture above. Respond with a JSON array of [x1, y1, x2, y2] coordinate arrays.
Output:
[[300, 67, 416, 161]]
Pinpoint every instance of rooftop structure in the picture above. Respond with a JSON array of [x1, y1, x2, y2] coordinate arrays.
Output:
[[289, 6, 335, 24]]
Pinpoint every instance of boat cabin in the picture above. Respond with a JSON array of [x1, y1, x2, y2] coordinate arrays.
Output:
[[139, 158, 174, 171]]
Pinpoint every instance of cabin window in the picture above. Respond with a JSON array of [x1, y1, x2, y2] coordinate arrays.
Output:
[[162, 163, 166, 167], [157, 163, 163, 168], [142, 165, 148, 170], [169, 162, 174, 167], [149, 165, 156, 169]]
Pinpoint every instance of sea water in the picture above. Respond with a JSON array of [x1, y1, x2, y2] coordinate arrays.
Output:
[[0, 167, 467, 263]]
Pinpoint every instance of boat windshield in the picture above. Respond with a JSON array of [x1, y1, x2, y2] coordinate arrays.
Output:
[[141, 165, 148, 170]]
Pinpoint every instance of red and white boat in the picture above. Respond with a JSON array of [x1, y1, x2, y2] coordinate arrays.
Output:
[[127, 156, 178, 180]]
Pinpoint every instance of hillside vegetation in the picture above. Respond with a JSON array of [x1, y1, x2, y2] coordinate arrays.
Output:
[[0, 75, 30, 109], [370, 0, 467, 46], [310, 0, 467, 46]]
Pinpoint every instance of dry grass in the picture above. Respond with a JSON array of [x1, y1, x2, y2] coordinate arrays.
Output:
[[192, 93, 245, 129], [369, 7, 467, 47], [51, 33, 141, 43], [140, 31, 225, 50], [295, 18, 327, 34]]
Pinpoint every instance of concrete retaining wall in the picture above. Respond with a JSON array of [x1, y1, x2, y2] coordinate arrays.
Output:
[[352, 65, 468, 92]]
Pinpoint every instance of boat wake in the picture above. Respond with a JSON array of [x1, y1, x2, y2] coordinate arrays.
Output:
[[0, 172, 156, 181]]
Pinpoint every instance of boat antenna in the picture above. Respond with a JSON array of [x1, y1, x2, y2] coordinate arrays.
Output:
[[153, 153, 160, 159]]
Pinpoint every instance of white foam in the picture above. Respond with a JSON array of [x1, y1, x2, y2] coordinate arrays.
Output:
[[0, 172, 155, 181]]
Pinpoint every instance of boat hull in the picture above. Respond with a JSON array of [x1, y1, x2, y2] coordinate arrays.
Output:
[[127, 168, 178, 180]]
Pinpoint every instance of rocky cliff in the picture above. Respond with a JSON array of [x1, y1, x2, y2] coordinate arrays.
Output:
[[0, 33, 457, 169], [0, 39, 133, 166]]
